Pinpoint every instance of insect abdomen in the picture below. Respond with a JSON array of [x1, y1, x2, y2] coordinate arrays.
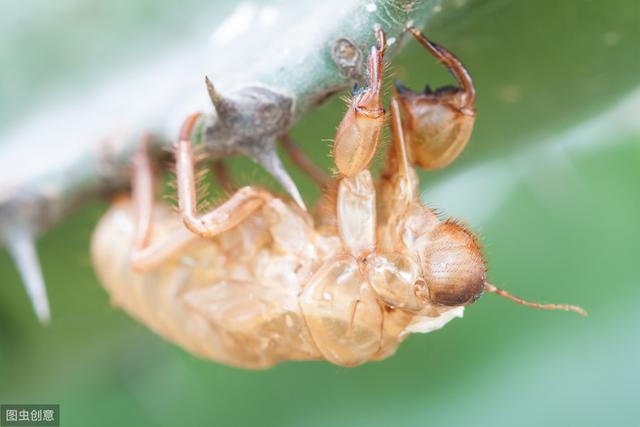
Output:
[[91, 198, 320, 368]]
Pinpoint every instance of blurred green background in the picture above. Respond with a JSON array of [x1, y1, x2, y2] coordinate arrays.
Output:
[[1, 1, 639, 426]]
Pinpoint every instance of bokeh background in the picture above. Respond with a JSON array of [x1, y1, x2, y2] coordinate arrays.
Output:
[[1, 1, 639, 426]]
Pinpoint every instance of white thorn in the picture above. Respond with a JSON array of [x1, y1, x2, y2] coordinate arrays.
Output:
[[278, 170, 307, 211], [255, 148, 306, 211], [6, 229, 51, 324]]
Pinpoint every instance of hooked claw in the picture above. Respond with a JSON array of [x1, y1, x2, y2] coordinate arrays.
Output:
[[332, 28, 387, 177], [355, 27, 386, 115], [407, 27, 475, 103], [393, 27, 477, 170]]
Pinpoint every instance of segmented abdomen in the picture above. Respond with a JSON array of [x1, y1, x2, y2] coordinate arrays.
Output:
[[92, 198, 417, 368], [92, 198, 324, 368]]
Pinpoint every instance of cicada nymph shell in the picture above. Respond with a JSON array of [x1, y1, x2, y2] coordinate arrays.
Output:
[[92, 197, 466, 368], [92, 28, 585, 370]]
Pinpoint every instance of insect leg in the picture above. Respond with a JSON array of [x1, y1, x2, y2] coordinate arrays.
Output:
[[376, 97, 422, 235], [387, 97, 418, 201], [332, 29, 386, 177], [336, 171, 376, 258], [131, 134, 154, 250], [377, 97, 449, 254], [280, 134, 331, 188], [176, 114, 273, 238], [130, 227, 199, 272], [331, 30, 387, 256], [394, 28, 476, 170], [129, 136, 199, 271], [407, 26, 476, 110]]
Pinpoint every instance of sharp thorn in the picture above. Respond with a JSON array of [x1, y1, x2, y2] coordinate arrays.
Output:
[[254, 147, 306, 211], [6, 229, 51, 324], [204, 76, 220, 107], [204, 76, 234, 118]]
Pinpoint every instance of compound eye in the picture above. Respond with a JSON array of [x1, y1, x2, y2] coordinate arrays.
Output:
[[427, 274, 485, 307], [421, 222, 486, 307]]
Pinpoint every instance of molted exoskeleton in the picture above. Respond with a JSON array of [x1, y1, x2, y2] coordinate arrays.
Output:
[[395, 27, 476, 170], [91, 28, 586, 370]]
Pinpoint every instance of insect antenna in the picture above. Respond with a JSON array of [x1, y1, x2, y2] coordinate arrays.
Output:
[[484, 282, 587, 316]]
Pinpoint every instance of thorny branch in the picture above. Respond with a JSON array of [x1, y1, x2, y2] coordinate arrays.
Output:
[[0, 0, 459, 322]]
